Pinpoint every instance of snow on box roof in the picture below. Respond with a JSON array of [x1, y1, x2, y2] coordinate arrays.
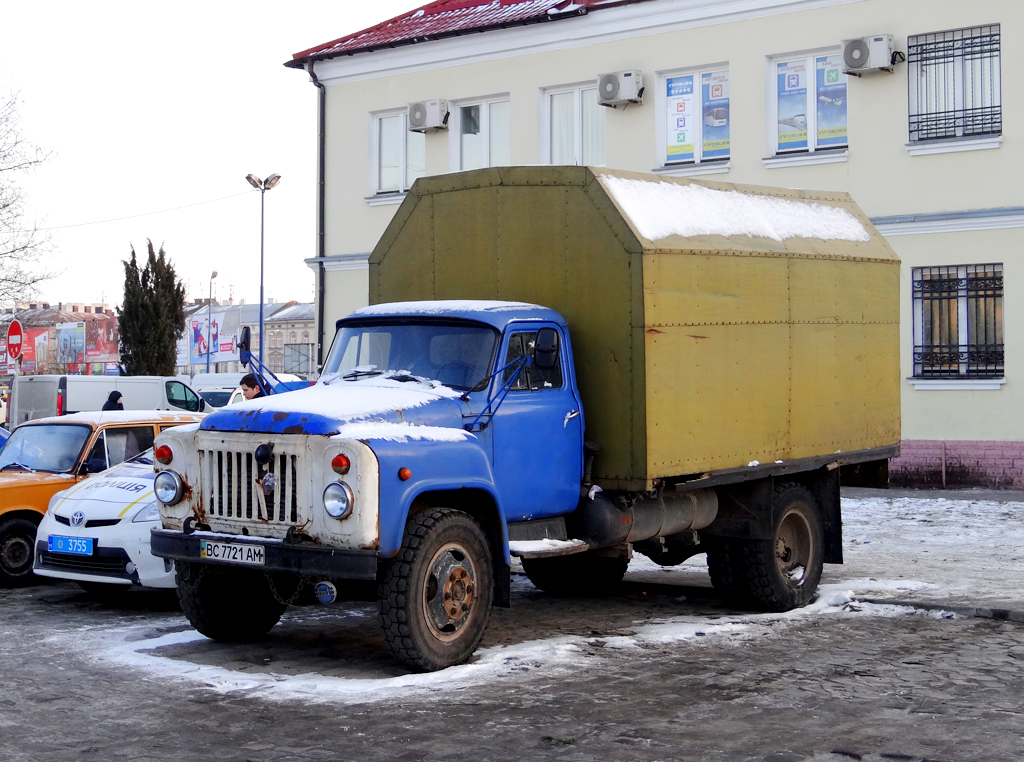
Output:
[[287, 0, 633, 66]]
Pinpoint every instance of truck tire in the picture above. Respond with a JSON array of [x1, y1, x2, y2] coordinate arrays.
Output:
[[379, 509, 494, 672], [704, 537, 751, 604], [0, 517, 39, 587], [521, 552, 628, 596], [733, 483, 824, 612], [175, 562, 287, 641]]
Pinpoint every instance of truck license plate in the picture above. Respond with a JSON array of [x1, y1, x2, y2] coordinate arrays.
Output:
[[199, 540, 265, 566], [48, 535, 94, 556]]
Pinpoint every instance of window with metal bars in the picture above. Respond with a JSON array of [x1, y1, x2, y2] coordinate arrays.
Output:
[[908, 25, 1001, 142], [912, 264, 1003, 378]]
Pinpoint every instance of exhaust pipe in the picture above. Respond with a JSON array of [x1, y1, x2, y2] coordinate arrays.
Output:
[[568, 488, 718, 549]]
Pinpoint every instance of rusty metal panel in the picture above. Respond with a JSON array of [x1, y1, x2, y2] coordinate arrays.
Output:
[[644, 323, 793, 474]]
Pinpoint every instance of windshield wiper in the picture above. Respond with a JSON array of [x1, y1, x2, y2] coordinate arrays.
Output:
[[342, 369, 383, 380], [0, 462, 33, 472], [389, 373, 418, 383]]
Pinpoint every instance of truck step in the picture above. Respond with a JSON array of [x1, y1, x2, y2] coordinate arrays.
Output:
[[508, 538, 589, 559]]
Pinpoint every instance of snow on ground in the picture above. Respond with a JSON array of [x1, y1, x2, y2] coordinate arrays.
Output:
[[52, 493, 1024, 704]]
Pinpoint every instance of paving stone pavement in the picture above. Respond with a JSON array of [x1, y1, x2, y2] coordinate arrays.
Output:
[[2, 573, 1023, 762]]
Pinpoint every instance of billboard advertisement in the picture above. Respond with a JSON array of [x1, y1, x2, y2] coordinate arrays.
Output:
[[86, 316, 119, 363], [56, 322, 86, 365], [815, 55, 848, 148], [189, 310, 240, 365], [20, 327, 50, 373], [665, 75, 695, 163], [701, 70, 730, 159]]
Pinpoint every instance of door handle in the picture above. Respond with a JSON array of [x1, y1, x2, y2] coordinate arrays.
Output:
[[563, 410, 580, 427]]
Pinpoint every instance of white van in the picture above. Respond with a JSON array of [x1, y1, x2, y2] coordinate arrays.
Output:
[[7, 375, 205, 426]]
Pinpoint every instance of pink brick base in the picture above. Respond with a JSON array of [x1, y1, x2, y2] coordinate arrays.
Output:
[[889, 440, 1024, 489]]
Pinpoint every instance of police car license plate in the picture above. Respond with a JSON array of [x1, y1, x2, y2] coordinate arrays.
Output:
[[48, 535, 94, 556], [199, 540, 265, 566]]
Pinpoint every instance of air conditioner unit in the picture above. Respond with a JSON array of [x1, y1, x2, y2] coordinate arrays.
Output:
[[408, 99, 449, 132], [841, 34, 895, 73], [597, 70, 643, 107]]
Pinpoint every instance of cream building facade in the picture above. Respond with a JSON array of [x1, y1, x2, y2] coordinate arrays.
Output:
[[293, 0, 1020, 488]]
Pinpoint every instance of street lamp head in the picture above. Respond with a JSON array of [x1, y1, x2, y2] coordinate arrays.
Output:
[[263, 173, 282, 190], [245, 173, 262, 190], [211, 270, 218, 279]]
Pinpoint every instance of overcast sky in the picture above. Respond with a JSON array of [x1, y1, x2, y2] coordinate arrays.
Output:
[[0, 0, 424, 309]]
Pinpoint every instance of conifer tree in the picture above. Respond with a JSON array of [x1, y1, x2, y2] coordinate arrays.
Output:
[[117, 241, 186, 375]]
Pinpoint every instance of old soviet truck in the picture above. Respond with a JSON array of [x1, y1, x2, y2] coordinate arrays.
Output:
[[151, 167, 900, 671]]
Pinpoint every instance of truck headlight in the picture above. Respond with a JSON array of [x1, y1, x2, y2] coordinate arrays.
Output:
[[154, 471, 184, 506], [323, 481, 354, 520]]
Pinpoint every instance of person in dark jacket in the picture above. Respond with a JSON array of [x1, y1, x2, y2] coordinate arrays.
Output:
[[240, 373, 265, 400], [101, 391, 124, 411]]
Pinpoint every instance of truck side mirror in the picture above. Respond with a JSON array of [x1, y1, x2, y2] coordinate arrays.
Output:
[[533, 328, 559, 371], [237, 327, 251, 368]]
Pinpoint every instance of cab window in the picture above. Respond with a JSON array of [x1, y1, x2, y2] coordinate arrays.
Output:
[[502, 331, 563, 391], [165, 381, 201, 412], [84, 426, 155, 473]]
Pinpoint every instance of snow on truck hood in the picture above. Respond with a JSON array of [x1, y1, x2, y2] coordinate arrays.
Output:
[[200, 376, 467, 436]]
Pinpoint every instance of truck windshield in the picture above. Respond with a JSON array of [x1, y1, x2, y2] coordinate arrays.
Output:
[[0, 424, 92, 474], [324, 320, 498, 390]]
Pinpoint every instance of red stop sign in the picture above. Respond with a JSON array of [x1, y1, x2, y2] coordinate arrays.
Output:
[[6, 320, 23, 360]]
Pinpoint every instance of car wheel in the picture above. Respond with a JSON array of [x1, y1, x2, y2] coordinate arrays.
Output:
[[175, 562, 287, 641], [0, 517, 40, 587]]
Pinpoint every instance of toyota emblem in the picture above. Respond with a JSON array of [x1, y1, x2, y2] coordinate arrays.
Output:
[[71, 511, 85, 528]]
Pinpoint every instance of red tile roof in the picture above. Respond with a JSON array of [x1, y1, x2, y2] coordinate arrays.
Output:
[[288, 0, 646, 67]]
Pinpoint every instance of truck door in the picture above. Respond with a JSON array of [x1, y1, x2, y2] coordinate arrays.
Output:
[[489, 325, 583, 521]]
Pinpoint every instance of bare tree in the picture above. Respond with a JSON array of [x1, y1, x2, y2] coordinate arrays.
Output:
[[0, 89, 51, 307]]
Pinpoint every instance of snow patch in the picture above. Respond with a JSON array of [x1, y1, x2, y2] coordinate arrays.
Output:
[[332, 421, 472, 443], [508, 539, 587, 554], [601, 175, 871, 243]]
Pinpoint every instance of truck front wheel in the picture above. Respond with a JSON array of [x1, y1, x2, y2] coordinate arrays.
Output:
[[175, 562, 287, 641], [734, 483, 824, 612], [379, 509, 494, 672]]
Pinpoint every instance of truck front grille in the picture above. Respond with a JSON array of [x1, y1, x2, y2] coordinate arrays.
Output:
[[199, 447, 300, 525]]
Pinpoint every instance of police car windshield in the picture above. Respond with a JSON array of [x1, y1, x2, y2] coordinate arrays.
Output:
[[323, 320, 498, 391], [0, 424, 91, 474]]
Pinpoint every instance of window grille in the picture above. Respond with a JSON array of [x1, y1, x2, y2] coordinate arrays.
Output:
[[908, 25, 1001, 142], [913, 264, 1003, 378]]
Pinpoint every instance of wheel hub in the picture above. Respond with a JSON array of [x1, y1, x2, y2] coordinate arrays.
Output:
[[424, 544, 477, 637], [775, 509, 812, 587], [1, 535, 31, 573]]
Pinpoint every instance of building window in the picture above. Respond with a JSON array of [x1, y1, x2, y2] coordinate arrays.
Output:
[[908, 25, 1001, 142], [663, 69, 730, 164], [375, 111, 425, 194], [284, 344, 313, 375], [912, 264, 1003, 378], [545, 85, 604, 166], [769, 52, 848, 155], [454, 98, 511, 170]]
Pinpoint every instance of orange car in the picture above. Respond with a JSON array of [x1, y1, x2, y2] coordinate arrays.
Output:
[[0, 410, 203, 586]]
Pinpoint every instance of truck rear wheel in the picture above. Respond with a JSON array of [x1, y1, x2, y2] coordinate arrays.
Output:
[[0, 517, 39, 587], [175, 562, 287, 641], [734, 483, 824, 612], [379, 509, 494, 672], [521, 552, 628, 596]]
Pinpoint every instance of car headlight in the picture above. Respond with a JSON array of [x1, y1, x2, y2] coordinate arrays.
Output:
[[132, 501, 161, 523], [47, 490, 67, 514], [323, 481, 354, 520], [154, 471, 184, 506]]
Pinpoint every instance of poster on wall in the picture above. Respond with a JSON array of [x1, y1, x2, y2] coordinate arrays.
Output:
[[665, 75, 695, 163], [815, 55, 848, 148], [776, 60, 808, 152], [56, 322, 86, 365], [86, 317, 119, 363], [700, 71, 730, 159]]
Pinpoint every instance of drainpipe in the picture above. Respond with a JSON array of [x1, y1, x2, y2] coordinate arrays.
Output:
[[308, 62, 327, 370]]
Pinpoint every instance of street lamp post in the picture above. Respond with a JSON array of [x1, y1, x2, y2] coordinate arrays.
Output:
[[245, 172, 282, 366], [206, 270, 218, 373]]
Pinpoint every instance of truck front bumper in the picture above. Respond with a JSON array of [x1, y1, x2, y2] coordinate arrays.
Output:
[[150, 529, 379, 580]]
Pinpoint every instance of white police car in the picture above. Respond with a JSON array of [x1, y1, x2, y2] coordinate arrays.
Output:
[[34, 448, 174, 594]]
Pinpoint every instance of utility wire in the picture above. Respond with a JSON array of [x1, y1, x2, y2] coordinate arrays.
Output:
[[22, 190, 253, 232]]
